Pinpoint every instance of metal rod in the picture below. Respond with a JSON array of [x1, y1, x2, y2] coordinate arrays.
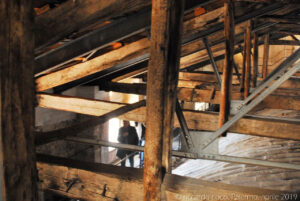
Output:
[[64, 137, 300, 171], [203, 37, 222, 86], [233, 61, 241, 83], [173, 151, 300, 171], [175, 99, 195, 152], [198, 61, 300, 150]]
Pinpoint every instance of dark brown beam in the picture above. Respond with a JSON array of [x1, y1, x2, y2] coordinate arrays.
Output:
[[262, 33, 270, 79], [35, 99, 146, 145], [240, 32, 247, 91], [244, 21, 252, 98], [35, 0, 151, 48], [144, 0, 184, 200], [263, 16, 300, 24], [0, 1, 37, 200], [252, 33, 258, 87], [219, 0, 235, 134], [270, 39, 300, 46]]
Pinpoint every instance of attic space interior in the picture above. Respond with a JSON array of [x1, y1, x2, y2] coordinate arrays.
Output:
[[1, 0, 300, 201]]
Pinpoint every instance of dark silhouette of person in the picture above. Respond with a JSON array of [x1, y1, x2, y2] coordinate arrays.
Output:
[[116, 120, 139, 167]]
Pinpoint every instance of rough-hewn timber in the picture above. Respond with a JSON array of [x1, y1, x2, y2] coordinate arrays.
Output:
[[36, 94, 300, 142], [0, 1, 37, 200], [37, 154, 286, 201], [144, 0, 184, 200], [219, 0, 235, 131], [35, 0, 151, 48]]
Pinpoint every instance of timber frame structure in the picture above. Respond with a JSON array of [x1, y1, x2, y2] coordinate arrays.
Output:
[[1, 0, 300, 201]]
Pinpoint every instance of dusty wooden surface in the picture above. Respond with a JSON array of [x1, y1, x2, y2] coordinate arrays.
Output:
[[35, 0, 151, 48], [143, 0, 184, 200], [37, 154, 287, 201], [36, 93, 300, 142], [0, 0, 37, 200], [219, 0, 235, 130]]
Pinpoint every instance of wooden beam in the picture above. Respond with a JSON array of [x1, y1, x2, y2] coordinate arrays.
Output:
[[270, 40, 300, 46], [0, 1, 37, 200], [37, 154, 285, 201], [36, 94, 300, 141], [219, 0, 235, 133], [244, 21, 252, 98], [144, 0, 184, 200], [35, 0, 151, 48], [262, 33, 270, 79], [35, 38, 150, 92], [240, 32, 247, 91], [34, 0, 216, 73], [35, 3, 284, 90], [263, 16, 300, 24], [36, 97, 146, 145], [252, 33, 258, 88]]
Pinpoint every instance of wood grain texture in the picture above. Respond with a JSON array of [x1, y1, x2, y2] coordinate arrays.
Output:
[[35, 0, 151, 48], [244, 21, 251, 98], [0, 0, 37, 200], [219, 0, 235, 130], [36, 154, 286, 201], [36, 94, 300, 141], [144, 0, 184, 200], [262, 33, 270, 79]]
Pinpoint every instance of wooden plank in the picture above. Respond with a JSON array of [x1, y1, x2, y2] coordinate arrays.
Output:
[[36, 94, 300, 141], [37, 155, 285, 201], [0, 1, 37, 200], [262, 33, 270, 79], [144, 0, 184, 200], [36, 98, 146, 145], [35, 0, 151, 48], [219, 0, 235, 132], [244, 21, 252, 98]]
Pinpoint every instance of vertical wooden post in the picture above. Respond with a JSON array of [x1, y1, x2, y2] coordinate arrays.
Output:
[[262, 33, 270, 79], [0, 1, 37, 201], [219, 0, 235, 132], [244, 21, 252, 98], [143, 0, 184, 200], [252, 33, 258, 88], [240, 32, 247, 92]]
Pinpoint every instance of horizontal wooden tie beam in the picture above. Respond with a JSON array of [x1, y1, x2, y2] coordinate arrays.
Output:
[[36, 93, 300, 141], [37, 154, 287, 201]]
